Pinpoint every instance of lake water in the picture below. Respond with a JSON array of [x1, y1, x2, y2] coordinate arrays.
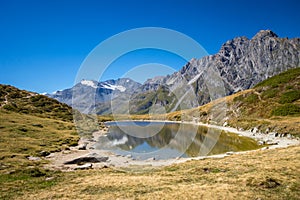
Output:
[[95, 121, 260, 160]]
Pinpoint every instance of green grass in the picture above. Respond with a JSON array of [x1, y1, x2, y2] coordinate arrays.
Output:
[[232, 68, 300, 119], [0, 111, 79, 162], [255, 67, 300, 88], [244, 93, 259, 104], [0, 167, 62, 199], [0, 110, 80, 199], [278, 90, 300, 104], [0, 84, 82, 199], [272, 104, 300, 116], [261, 89, 279, 99], [0, 84, 73, 122]]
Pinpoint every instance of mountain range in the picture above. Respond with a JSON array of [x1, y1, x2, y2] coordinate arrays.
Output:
[[48, 30, 300, 114]]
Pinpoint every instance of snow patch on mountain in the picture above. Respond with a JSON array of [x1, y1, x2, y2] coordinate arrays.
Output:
[[102, 83, 126, 92], [188, 73, 202, 85], [81, 80, 97, 88]]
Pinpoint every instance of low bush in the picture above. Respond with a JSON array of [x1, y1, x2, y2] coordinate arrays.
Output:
[[279, 90, 300, 104], [272, 104, 300, 116]]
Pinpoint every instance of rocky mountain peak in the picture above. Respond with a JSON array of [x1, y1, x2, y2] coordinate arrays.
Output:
[[218, 36, 249, 58], [49, 30, 300, 115], [252, 29, 278, 40]]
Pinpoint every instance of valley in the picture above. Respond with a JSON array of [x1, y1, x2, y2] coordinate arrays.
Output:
[[1, 30, 300, 199]]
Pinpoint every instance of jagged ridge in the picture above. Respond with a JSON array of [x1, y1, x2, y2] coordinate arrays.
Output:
[[49, 30, 300, 115]]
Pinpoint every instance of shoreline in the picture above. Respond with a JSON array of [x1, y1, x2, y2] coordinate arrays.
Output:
[[45, 120, 300, 171], [108, 119, 300, 148]]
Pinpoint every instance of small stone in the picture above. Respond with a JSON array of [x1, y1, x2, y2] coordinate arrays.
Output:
[[78, 143, 87, 150], [62, 150, 71, 154], [39, 151, 50, 157], [251, 127, 259, 134], [146, 157, 156, 161], [266, 141, 278, 145], [45, 177, 55, 181], [32, 124, 43, 128], [74, 163, 92, 170], [261, 147, 269, 150], [27, 156, 41, 161]]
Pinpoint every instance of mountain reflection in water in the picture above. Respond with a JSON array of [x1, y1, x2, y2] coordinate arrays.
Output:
[[95, 121, 260, 160]]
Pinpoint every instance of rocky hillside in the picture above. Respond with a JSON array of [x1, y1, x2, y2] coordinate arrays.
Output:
[[130, 30, 300, 114], [167, 67, 300, 137]]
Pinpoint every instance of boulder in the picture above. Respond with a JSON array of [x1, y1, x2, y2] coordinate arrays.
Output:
[[39, 151, 50, 157], [251, 127, 259, 134], [64, 156, 109, 165]]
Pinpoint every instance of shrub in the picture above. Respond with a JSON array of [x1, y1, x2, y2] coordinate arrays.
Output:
[[286, 85, 293, 90], [233, 95, 244, 102], [255, 67, 300, 88], [244, 94, 259, 104], [272, 104, 300, 116], [262, 89, 278, 99], [279, 90, 300, 104], [3, 103, 18, 111]]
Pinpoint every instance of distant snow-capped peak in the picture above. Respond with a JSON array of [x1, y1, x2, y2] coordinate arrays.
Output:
[[80, 79, 127, 92], [80, 80, 98, 89]]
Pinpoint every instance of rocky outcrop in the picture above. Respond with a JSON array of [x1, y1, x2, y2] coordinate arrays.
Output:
[[64, 155, 109, 165], [128, 30, 300, 112]]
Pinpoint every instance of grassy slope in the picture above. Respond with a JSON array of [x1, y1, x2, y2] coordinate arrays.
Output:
[[166, 67, 300, 137], [0, 84, 80, 199], [0, 84, 74, 122], [18, 145, 300, 200]]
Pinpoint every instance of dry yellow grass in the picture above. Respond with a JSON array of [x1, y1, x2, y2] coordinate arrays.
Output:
[[19, 145, 300, 200]]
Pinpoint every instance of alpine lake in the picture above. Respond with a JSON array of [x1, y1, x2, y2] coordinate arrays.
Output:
[[95, 121, 261, 160]]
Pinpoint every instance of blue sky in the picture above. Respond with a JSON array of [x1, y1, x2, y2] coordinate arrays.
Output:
[[0, 0, 300, 93]]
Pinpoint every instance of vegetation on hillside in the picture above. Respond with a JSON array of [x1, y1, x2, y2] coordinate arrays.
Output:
[[1, 67, 300, 199], [0, 84, 73, 122], [163, 67, 300, 136], [0, 84, 80, 199]]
